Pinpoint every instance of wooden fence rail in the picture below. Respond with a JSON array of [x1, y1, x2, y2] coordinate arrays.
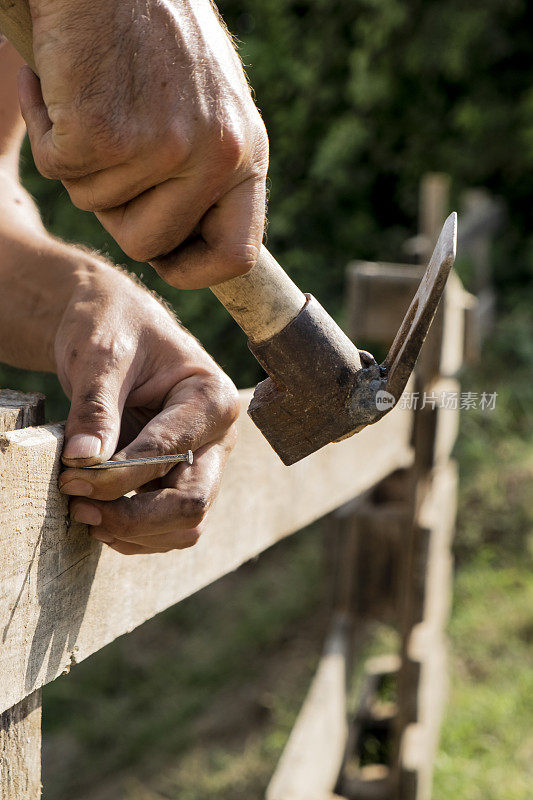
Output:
[[0, 390, 413, 718]]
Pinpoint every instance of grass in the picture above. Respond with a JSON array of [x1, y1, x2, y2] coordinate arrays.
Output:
[[433, 299, 533, 800], [434, 561, 533, 800], [38, 302, 533, 799]]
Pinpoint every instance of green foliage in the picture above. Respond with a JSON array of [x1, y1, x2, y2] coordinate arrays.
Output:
[[434, 561, 533, 800], [3, 0, 531, 405], [453, 304, 533, 564], [432, 307, 533, 798]]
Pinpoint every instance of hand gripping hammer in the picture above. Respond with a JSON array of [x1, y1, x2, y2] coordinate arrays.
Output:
[[0, 1, 457, 465]]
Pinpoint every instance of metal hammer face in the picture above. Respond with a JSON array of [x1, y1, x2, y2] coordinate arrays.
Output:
[[248, 213, 457, 465]]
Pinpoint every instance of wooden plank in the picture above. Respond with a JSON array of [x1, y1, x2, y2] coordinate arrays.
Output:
[[0, 390, 44, 433], [0, 393, 43, 800], [439, 273, 468, 378], [458, 189, 503, 280], [416, 270, 467, 392], [412, 462, 457, 638], [418, 174, 450, 264], [413, 376, 460, 474], [350, 493, 411, 625], [0, 390, 413, 713], [395, 463, 458, 800], [398, 638, 448, 800], [0, 690, 41, 800], [464, 286, 494, 359], [347, 262, 422, 345], [266, 614, 350, 800]]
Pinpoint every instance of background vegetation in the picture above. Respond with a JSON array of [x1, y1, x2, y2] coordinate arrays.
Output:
[[0, 0, 531, 797], [3, 0, 532, 403]]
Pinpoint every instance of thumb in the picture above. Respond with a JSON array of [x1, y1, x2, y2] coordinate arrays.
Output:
[[17, 65, 56, 178], [62, 372, 124, 467]]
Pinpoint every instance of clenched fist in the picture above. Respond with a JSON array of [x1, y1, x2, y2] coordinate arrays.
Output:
[[18, 0, 269, 289]]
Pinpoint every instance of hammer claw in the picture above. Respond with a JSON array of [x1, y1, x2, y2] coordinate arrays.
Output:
[[384, 212, 457, 400]]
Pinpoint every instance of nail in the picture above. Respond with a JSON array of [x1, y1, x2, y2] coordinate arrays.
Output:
[[72, 503, 102, 527], [63, 434, 102, 460], [91, 532, 115, 544], [60, 479, 94, 497]]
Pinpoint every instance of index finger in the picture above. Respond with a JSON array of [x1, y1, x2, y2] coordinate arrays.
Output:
[[59, 374, 239, 501], [150, 174, 267, 289]]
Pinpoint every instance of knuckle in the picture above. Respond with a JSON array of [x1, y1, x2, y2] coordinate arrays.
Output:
[[105, 509, 135, 539], [126, 432, 175, 460], [33, 128, 83, 181], [86, 335, 133, 367], [73, 392, 114, 426], [92, 483, 125, 502], [250, 118, 270, 172], [31, 149, 57, 180], [194, 371, 240, 429], [64, 182, 101, 213], [224, 421, 239, 452], [64, 345, 80, 371], [162, 120, 194, 167], [30, 142, 71, 180], [119, 230, 157, 264], [218, 123, 247, 172], [180, 493, 210, 525], [201, 371, 241, 428], [179, 525, 203, 549], [216, 376, 241, 427], [218, 242, 261, 279]]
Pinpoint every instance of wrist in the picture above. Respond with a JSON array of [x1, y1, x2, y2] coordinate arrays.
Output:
[[0, 228, 103, 371]]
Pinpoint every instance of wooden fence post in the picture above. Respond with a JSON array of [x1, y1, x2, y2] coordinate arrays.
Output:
[[459, 188, 503, 354], [395, 176, 460, 800], [0, 691, 42, 800], [0, 390, 45, 800]]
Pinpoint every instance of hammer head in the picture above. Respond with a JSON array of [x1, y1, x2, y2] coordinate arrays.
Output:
[[248, 213, 457, 465]]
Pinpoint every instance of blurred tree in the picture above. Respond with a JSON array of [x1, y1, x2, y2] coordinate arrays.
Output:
[[3, 0, 531, 411]]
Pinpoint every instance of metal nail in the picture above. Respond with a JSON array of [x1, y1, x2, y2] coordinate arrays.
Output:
[[84, 451, 194, 470]]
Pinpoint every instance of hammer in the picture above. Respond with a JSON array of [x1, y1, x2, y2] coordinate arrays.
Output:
[[0, 2, 457, 465]]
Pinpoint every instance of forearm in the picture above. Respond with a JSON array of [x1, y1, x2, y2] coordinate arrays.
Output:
[[0, 169, 119, 372], [0, 43, 92, 370], [0, 39, 26, 174], [0, 197, 88, 370]]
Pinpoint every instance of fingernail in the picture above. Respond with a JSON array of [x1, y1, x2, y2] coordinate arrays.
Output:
[[60, 479, 94, 497], [91, 531, 115, 544], [63, 434, 102, 460], [72, 503, 102, 527]]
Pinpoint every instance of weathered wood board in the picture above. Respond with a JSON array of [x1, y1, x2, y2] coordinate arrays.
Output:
[[266, 615, 350, 800], [0, 392, 43, 800], [0, 391, 44, 433], [347, 261, 422, 345], [0, 690, 41, 800], [397, 461, 458, 800], [0, 391, 413, 713]]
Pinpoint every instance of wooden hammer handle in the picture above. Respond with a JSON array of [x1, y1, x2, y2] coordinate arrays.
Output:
[[0, 0, 306, 344], [0, 1, 34, 69], [211, 247, 306, 342]]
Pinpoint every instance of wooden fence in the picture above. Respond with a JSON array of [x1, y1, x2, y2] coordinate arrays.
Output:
[[0, 176, 497, 799]]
